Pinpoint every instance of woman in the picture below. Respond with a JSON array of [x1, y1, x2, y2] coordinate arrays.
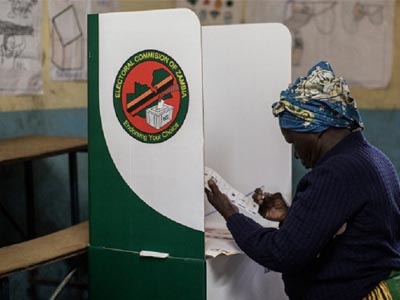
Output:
[[205, 61, 400, 300]]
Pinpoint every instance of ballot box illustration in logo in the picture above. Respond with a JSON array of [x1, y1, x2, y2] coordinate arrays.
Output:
[[113, 49, 189, 143], [146, 100, 174, 129]]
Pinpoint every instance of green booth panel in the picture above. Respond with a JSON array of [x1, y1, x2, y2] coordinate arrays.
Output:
[[88, 13, 204, 260], [89, 246, 206, 300], [88, 137, 204, 259]]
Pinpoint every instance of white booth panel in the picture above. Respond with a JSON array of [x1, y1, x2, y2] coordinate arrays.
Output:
[[203, 23, 291, 300]]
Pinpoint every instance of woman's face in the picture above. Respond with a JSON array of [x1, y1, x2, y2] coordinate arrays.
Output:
[[281, 128, 321, 169]]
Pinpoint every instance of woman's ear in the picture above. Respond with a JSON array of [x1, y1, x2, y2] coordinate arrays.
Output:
[[317, 130, 327, 139]]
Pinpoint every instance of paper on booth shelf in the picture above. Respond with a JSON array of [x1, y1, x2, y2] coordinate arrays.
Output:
[[205, 228, 242, 258]]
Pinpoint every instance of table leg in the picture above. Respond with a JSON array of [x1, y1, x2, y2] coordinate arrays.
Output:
[[0, 201, 26, 239], [24, 161, 39, 299], [69, 152, 80, 225], [24, 161, 35, 239], [0, 277, 10, 300]]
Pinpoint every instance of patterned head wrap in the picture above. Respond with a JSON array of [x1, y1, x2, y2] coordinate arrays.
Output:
[[272, 61, 364, 133]]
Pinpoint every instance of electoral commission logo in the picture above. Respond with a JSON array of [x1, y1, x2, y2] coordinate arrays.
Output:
[[113, 50, 189, 143]]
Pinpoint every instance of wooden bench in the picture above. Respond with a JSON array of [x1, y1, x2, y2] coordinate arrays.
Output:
[[0, 221, 88, 279]]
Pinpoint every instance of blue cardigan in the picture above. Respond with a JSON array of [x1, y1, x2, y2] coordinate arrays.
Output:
[[227, 132, 400, 300]]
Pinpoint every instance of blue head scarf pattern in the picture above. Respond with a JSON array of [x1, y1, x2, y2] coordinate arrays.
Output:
[[272, 61, 364, 133]]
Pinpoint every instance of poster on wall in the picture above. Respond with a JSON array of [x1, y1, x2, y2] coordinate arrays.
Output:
[[48, 0, 119, 81], [245, 0, 395, 88], [176, 0, 243, 25], [0, 0, 42, 95]]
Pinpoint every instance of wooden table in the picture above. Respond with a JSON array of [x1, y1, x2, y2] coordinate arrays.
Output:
[[0, 135, 88, 240]]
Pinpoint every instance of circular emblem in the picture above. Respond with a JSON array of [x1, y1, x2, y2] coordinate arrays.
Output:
[[113, 50, 189, 143]]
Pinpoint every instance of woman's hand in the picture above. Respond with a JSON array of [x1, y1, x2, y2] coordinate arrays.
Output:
[[253, 189, 288, 222], [205, 179, 239, 221]]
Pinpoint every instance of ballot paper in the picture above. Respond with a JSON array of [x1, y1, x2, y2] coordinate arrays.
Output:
[[204, 166, 279, 257]]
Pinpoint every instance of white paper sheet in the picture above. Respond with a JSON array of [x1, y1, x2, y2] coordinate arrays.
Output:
[[176, 0, 243, 25], [48, 0, 119, 81], [245, 0, 395, 88], [0, 0, 42, 95]]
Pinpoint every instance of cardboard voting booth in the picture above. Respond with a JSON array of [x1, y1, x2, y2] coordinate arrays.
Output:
[[88, 9, 291, 300]]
